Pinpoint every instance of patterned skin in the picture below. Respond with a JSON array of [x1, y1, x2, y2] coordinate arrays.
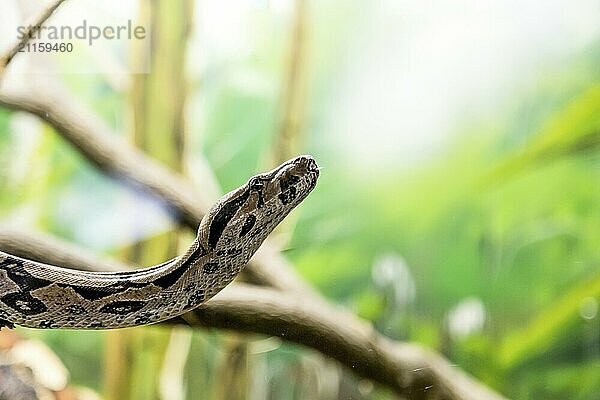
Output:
[[0, 156, 319, 329]]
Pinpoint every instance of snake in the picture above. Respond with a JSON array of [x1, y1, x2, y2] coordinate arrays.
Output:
[[0, 155, 319, 330]]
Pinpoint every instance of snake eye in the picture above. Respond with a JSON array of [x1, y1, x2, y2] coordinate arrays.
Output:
[[249, 178, 264, 191]]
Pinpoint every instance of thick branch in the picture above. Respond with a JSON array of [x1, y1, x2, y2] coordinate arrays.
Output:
[[188, 285, 507, 400], [0, 228, 125, 272], [0, 0, 68, 78], [0, 88, 209, 227], [0, 87, 315, 295], [0, 230, 507, 400]]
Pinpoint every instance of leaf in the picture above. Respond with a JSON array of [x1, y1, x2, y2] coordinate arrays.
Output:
[[499, 270, 600, 369], [484, 84, 600, 185]]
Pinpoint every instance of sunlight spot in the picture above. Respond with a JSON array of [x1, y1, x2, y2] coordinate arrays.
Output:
[[372, 253, 416, 307], [579, 297, 598, 320], [329, 0, 600, 170], [446, 297, 486, 339]]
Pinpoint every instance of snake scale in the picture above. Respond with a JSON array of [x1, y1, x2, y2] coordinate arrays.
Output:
[[0, 155, 319, 330]]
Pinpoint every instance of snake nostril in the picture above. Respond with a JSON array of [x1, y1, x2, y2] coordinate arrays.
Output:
[[306, 157, 318, 173]]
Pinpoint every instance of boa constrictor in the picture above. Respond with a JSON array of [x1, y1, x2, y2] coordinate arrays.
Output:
[[0, 155, 319, 330]]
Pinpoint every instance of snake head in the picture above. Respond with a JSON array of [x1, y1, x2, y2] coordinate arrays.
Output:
[[199, 155, 320, 253]]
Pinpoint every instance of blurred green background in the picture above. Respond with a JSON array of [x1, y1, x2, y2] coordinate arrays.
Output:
[[1, 0, 600, 399]]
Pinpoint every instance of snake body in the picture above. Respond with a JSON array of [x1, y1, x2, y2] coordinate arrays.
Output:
[[0, 155, 319, 329]]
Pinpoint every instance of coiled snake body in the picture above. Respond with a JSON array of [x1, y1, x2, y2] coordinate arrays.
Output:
[[0, 156, 319, 329]]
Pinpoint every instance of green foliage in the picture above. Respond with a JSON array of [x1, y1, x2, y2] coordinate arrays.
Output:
[[288, 47, 600, 398], [1, 4, 600, 400]]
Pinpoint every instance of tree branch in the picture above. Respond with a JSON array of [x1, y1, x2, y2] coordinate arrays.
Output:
[[0, 0, 68, 79], [188, 285, 507, 400], [0, 227, 125, 272], [0, 88, 209, 228], [0, 229, 507, 400]]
